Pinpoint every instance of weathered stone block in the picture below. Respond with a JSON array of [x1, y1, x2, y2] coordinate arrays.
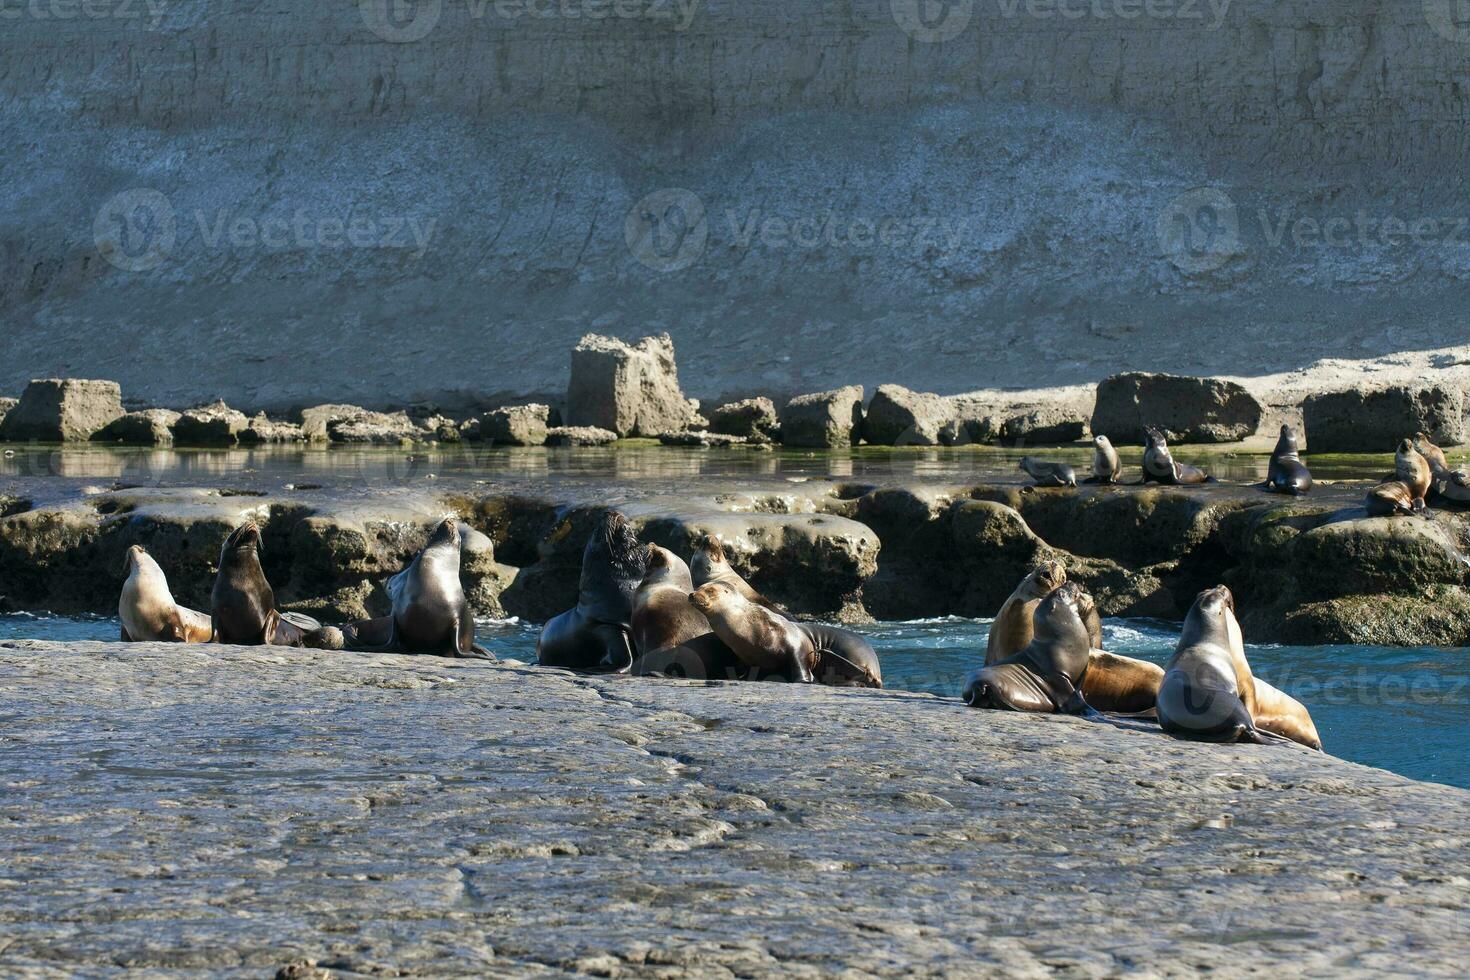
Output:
[[0, 379, 124, 442], [564, 333, 701, 437], [780, 386, 864, 448], [1302, 384, 1466, 453], [1092, 372, 1263, 444]]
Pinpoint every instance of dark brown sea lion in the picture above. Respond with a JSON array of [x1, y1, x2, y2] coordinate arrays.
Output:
[[1264, 424, 1312, 496], [1019, 456, 1077, 488], [210, 522, 325, 647], [963, 582, 1097, 715], [537, 510, 648, 673], [1157, 585, 1321, 749], [689, 534, 782, 611], [801, 624, 883, 688], [689, 581, 816, 682], [985, 561, 1068, 666], [330, 517, 492, 658], [119, 545, 213, 643], [630, 544, 740, 679], [1366, 481, 1419, 517], [1083, 435, 1122, 484], [1141, 427, 1212, 485]]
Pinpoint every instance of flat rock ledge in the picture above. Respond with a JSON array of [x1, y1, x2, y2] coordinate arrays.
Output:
[[1, 641, 1466, 977]]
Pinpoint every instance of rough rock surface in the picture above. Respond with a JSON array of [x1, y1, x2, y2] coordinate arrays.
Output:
[[0, 641, 1466, 977], [0, 397, 16, 427], [1303, 384, 1467, 453], [1092, 373, 1265, 444], [173, 401, 250, 446], [481, 404, 550, 446], [545, 426, 618, 447], [0, 379, 124, 442], [862, 384, 950, 446], [709, 397, 781, 440], [657, 431, 746, 447], [327, 411, 426, 445], [239, 413, 305, 445], [564, 334, 701, 437], [299, 404, 368, 442], [1001, 405, 1090, 445], [92, 409, 181, 445], [780, 386, 864, 448]]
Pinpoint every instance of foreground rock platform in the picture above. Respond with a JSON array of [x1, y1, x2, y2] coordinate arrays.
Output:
[[2, 641, 1467, 976]]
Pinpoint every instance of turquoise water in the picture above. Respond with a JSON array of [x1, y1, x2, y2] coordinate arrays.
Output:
[[4, 614, 1466, 790]]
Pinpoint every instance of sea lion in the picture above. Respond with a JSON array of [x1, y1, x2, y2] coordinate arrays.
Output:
[[1435, 468, 1470, 507], [1157, 585, 1320, 748], [1414, 431, 1451, 477], [630, 544, 740, 679], [210, 522, 325, 647], [1019, 457, 1077, 488], [689, 581, 816, 682], [1390, 438, 1432, 512], [1141, 427, 1212, 485], [1084, 435, 1122, 484], [963, 582, 1097, 715], [1366, 481, 1419, 517], [119, 545, 213, 643], [538, 510, 648, 673], [985, 561, 1068, 666], [801, 624, 883, 688], [333, 517, 492, 658], [689, 533, 782, 611], [1264, 424, 1312, 495]]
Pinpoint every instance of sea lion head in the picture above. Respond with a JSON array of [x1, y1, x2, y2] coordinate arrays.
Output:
[[1033, 581, 1092, 647], [690, 533, 733, 584], [122, 543, 148, 576], [688, 581, 738, 616], [221, 521, 263, 561], [426, 515, 461, 550], [1398, 437, 1416, 456], [1021, 560, 1067, 599], [1144, 426, 1167, 449], [1195, 584, 1235, 619], [640, 544, 693, 590], [1093, 435, 1113, 450], [1276, 424, 1301, 455]]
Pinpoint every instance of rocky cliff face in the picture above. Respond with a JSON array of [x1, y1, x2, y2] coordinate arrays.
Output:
[[2, 2, 1467, 411]]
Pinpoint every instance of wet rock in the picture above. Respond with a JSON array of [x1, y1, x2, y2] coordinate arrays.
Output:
[[0, 397, 16, 427], [1092, 372, 1263, 444], [852, 486, 963, 618], [0, 379, 124, 442], [416, 414, 463, 443], [239, 414, 305, 444], [658, 431, 746, 447], [93, 409, 181, 446], [173, 401, 250, 446], [327, 411, 424, 445], [709, 397, 780, 441], [948, 500, 1057, 615], [546, 426, 618, 447], [780, 385, 864, 448], [1276, 588, 1470, 647], [564, 333, 702, 437], [298, 404, 367, 442], [862, 384, 949, 446], [480, 404, 550, 446], [1302, 383, 1467, 453]]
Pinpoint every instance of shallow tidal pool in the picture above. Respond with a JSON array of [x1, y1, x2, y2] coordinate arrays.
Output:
[[4, 614, 1466, 791]]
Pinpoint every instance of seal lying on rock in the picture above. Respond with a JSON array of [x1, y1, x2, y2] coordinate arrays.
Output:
[[538, 510, 647, 673], [210, 522, 327, 647], [1366, 481, 1420, 517], [1264, 424, 1312, 496], [1157, 585, 1321, 749], [963, 582, 1097, 714], [631, 544, 740, 679], [1019, 457, 1077, 488], [1141, 427, 1212, 485], [690, 581, 816, 682], [689, 534, 782, 611], [119, 545, 213, 643], [327, 517, 493, 658], [1083, 435, 1122, 484]]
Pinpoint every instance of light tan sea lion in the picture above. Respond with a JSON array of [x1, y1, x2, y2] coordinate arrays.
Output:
[[689, 581, 815, 682], [119, 545, 213, 643], [1157, 585, 1321, 749], [689, 534, 782, 611], [630, 544, 739, 679], [1084, 435, 1122, 484], [1366, 480, 1419, 517], [1393, 438, 1432, 510], [1414, 431, 1451, 477], [1081, 651, 1164, 715]]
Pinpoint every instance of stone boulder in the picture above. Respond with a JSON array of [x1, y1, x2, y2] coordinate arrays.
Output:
[[709, 397, 781, 440], [0, 398, 16, 427], [326, 411, 423, 445], [481, 404, 550, 446], [780, 386, 864, 448], [1001, 405, 1089, 445], [862, 384, 949, 446], [545, 426, 618, 447], [298, 404, 367, 442], [1091, 372, 1263, 444], [239, 414, 304, 444], [564, 333, 701, 437], [93, 410, 181, 445], [1301, 383, 1466, 453], [173, 401, 250, 446], [0, 379, 124, 442]]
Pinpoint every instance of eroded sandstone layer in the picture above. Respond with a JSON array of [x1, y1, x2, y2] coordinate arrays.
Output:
[[0, 641, 1466, 976]]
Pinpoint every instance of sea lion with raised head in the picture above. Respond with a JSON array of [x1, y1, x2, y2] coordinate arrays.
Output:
[[1264, 424, 1312, 495], [1084, 435, 1122, 484], [332, 517, 492, 658], [1141, 427, 1212, 485], [689, 533, 782, 611], [630, 544, 741, 679], [1392, 438, 1432, 511], [211, 522, 326, 647], [119, 545, 213, 643], [1019, 457, 1077, 488], [688, 581, 816, 682], [963, 582, 1097, 714], [1414, 431, 1451, 477], [1157, 585, 1320, 748], [538, 510, 648, 673], [986, 561, 1068, 666]]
